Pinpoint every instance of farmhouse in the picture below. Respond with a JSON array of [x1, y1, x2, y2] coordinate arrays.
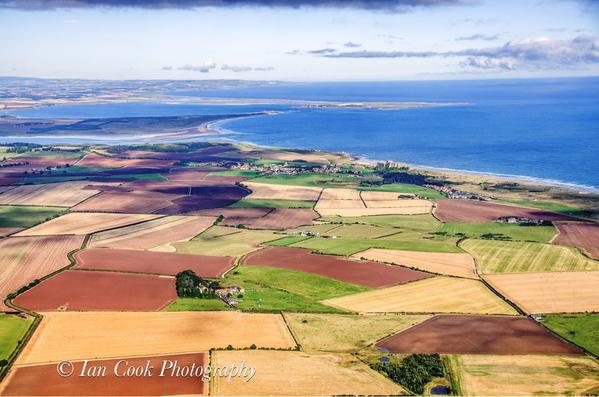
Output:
[[213, 285, 245, 296]]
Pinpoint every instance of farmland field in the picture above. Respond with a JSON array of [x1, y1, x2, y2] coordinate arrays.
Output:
[[358, 248, 477, 279], [243, 182, 322, 201], [1, 353, 208, 396], [319, 213, 441, 232], [461, 239, 599, 274], [76, 153, 173, 167], [174, 228, 279, 256], [282, 224, 341, 235], [74, 249, 236, 277], [14, 213, 161, 236], [220, 208, 318, 230], [13, 270, 178, 311], [0, 228, 23, 237], [311, 224, 400, 239], [0, 314, 33, 362], [452, 355, 599, 396], [364, 199, 431, 209], [155, 196, 239, 215], [227, 198, 313, 209], [320, 188, 361, 200], [264, 235, 313, 246], [164, 298, 232, 312], [241, 246, 434, 288], [284, 313, 430, 354], [376, 315, 583, 355], [162, 171, 210, 182], [361, 191, 414, 200], [70, 191, 183, 213], [315, 199, 365, 209], [17, 311, 296, 365], [89, 215, 214, 251], [0, 181, 117, 207], [210, 350, 405, 396], [186, 207, 273, 217], [0, 235, 84, 311], [0, 205, 66, 228], [483, 271, 599, 313], [316, 206, 432, 217], [544, 313, 599, 356], [438, 222, 557, 243], [322, 277, 517, 315], [553, 223, 599, 259]]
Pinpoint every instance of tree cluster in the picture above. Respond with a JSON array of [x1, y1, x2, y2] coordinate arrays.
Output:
[[175, 270, 218, 299], [372, 353, 446, 395]]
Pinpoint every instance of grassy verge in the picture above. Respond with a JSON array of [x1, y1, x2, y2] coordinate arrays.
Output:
[[438, 222, 556, 243], [264, 235, 314, 246], [227, 199, 314, 209], [0, 205, 66, 227], [164, 298, 231, 311], [543, 313, 599, 356]]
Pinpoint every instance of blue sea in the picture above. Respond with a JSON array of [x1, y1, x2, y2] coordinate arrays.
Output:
[[3, 77, 598, 192]]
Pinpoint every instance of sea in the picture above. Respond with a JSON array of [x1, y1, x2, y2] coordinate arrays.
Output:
[[2, 77, 598, 193]]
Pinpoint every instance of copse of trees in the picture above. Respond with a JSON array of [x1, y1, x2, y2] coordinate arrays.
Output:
[[371, 353, 446, 395], [175, 270, 219, 300]]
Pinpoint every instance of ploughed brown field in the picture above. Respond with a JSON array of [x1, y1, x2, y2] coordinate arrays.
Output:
[[189, 185, 248, 199], [220, 208, 318, 230], [77, 154, 174, 167], [186, 207, 273, 218], [13, 271, 177, 311], [0, 227, 24, 237], [161, 172, 210, 182], [0, 181, 118, 207], [204, 174, 252, 183], [71, 191, 183, 213], [155, 196, 240, 214], [0, 235, 83, 311], [553, 223, 599, 259], [81, 184, 189, 195], [74, 249, 236, 278], [0, 178, 22, 186], [431, 199, 588, 223], [241, 246, 434, 288], [0, 353, 208, 396], [376, 315, 584, 356]]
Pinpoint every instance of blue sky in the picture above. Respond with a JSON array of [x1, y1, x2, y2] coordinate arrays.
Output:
[[1, 0, 598, 81]]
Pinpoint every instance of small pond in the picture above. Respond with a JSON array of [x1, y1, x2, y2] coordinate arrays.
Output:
[[431, 386, 449, 395]]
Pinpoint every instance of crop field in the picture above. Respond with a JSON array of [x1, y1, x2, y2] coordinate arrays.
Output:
[[210, 350, 405, 396], [360, 191, 414, 200], [553, 223, 599, 259], [208, 170, 259, 178], [544, 313, 599, 356], [284, 313, 430, 354], [0, 314, 33, 362], [165, 298, 232, 312], [227, 198, 313, 209], [322, 277, 517, 315], [89, 215, 214, 251], [241, 246, 434, 288], [1, 353, 208, 396], [483, 271, 599, 313], [76, 153, 173, 167], [0, 228, 23, 237], [315, 199, 365, 209], [317, 224, 399, 239], [204, 174, 253, 183], [431, 199, 588, 223], [0, 178, 22, 186], [320, 213, 441, 232], [162, 171, 210, 182], [317, 206, 432, 217], [438, 222, 556, 243], [264, 235, 313, 246], [0, 180, 118, 207], [189, 185, 248, 199], [376, 315, 583, 355], [282, 224, 340, 234], [452, 355, 599, 396], [155, 196, 239, 214], [0, 205, 66, 227], [364, 199, 432, 209], [71, 191, 183, 213], [13, 270, 178, 311], [319, 188, 362, 200], [220, 208, 318, 230], [174, 228, 279, 257], [0, 235, 83, 311], [243, 182, 322, 201], [15, 213, 161, 236], [187, 207, 273, 217], [226, 266, 372, 301], [461, 239, 599, 274], [17, 311, 296, 365], [358, 248, 477, 279]]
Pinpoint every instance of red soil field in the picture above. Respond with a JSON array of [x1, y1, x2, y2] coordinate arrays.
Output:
[[0, 353, 207, 396], [81, 185, 189, 195], [221, 208, 318, 230], [190, 185, 248, 199], [376, 315, 584, 355], [0, 178, 22, 186], [241, 246, 434, 288], [156, 196, 240, 215], [431, 199, 588, 223], [13, 271, 178, 311], [74, 249, 236, 278], [0, 228, 24, 237], [186, 208, 273, 218], [77, 154, 173, 167], [553, 223, 599, 259], [204, 174, 252, 183], [161, 172, 210, 182], [71, 191, 184, 213]]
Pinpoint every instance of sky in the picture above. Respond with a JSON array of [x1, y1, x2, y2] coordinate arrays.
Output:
[[0, 0, 598, 81]]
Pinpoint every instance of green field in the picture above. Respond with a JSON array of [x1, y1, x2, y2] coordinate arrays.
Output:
[[319, 214, 441, 233], [324, 224, 401, 239], [438, 222, 556, 243], [174, 227, 278, 257], [227, 199, 314, 209], [164, 298, 231, 311], [543, 313, 599, 356], [264, 235, 314, 246], [284, 313, 430, 354], [503, 199, 589, 218], [291, 236, 462, 256], [105, 173, 167, 180], [461, 239, 599, 274], [0, 314, 33, 362], [0, 205, 66, 227], [1, 150, 87, 159], [227, 266, 372, 301], [210, 170, 261, 177]]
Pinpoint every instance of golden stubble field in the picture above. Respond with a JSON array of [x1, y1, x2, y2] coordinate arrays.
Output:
[[320, 188, 362, 200], [483, 271, 599, 313], [17, 311, 296, 365], [243, 183, 322, 201], [210, 350, 406, 396], [0, 181, 119, 207]]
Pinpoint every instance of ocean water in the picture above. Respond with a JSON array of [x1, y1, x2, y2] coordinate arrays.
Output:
[[3, 77, 598, 192]]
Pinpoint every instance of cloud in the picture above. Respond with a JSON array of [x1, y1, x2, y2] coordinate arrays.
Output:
[[64, 19, 80, 23], [455, 33, 499, 41], [162, 66, 172, 70], [178, 61, 216, 72], [0, 0, 475, 12], [544, 27, 568, 32], [322, 50, 438, 58], [308, 48, 337, 54], [285, 50, 301, 55], [254, 66, 274, 71], [344, 42, 361, 48], [221, 64, 252, 72]]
